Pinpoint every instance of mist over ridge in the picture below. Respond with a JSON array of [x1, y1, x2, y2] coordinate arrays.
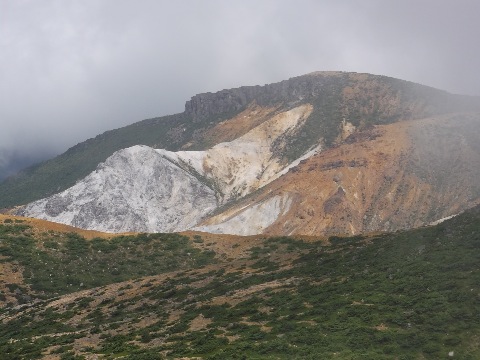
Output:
[[2, 1, 480, 180]]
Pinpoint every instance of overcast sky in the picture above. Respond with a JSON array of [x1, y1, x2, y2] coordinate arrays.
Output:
[[1, 0, 479, 177]]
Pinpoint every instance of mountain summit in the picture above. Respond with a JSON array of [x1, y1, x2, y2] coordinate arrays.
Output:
[[9, 72, 480, 235]]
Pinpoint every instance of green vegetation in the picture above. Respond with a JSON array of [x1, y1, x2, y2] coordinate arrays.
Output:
[[275, 74, 349, 161], [1, 206, 480, 358], [0, 225, 215, 298], [0, 113, 181, 208]]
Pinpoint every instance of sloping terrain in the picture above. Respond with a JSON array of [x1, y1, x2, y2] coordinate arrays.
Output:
[[2, 71, 479, 210], [18, 146, 219, 233], [198, 113, 480, 236], [17, 105, 315, 232], [1, 205, 480, 359], [159, 103, 314, 202]]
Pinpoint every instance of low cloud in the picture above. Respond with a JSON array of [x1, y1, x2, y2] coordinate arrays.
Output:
[[1, 0, 479, 178]]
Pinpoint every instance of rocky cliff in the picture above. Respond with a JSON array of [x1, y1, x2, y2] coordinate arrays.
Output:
[[184, 71, 477, 123]]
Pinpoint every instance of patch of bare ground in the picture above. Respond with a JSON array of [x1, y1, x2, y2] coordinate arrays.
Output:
[[197, 103, 280, 147], [189, 314, 212, 331], [182, 231, 266, 259], [0, 214, 115, 240], [351, 301, 374, 306], [240, 318, 272, 333], [210, 278, 298, 306], [374, 323, 388, 331]]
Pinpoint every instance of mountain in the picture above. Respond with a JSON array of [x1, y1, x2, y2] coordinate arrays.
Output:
[[1, 71, 478, 210], [17, 104, 314, 232], [8, 71, 480, 235], [1, 204, 480, 358]]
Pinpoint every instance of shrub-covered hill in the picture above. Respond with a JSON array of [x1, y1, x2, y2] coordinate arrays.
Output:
[[1, 205, 480, 359], [0, 220, 216, 304]]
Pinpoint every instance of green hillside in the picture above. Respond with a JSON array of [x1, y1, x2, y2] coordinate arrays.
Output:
[[1, 204, 480, 359]]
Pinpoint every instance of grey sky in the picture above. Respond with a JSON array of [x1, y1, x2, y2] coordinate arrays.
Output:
[[1, 0, 479, 177]]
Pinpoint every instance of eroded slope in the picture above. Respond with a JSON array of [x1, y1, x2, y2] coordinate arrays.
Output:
[[19, 146, 218, 233], [199, 113, 480, 235], [18, 105, 316, 232]]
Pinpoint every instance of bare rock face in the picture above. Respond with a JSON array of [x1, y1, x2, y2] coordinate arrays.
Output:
[[19, 104, 317, 234], [19, 146, 218, 233], [196, 113, 480, 236], [184, 71, 477, 123]]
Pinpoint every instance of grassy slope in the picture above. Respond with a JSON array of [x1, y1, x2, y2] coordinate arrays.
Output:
[[0, 205, 480, 359]]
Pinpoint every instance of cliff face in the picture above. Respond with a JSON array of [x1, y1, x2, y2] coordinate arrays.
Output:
[[15, 72, 480, 236], [184, 71, 476, 124], [184, 73, 328, 122]]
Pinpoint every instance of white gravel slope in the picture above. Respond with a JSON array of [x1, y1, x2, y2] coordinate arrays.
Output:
[[21, 145, 218, 233], [20, 104, 318, 234]]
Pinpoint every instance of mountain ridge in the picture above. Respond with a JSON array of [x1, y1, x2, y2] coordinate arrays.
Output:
[[4, 71, 480, 237], [2, 71, 479, 209]]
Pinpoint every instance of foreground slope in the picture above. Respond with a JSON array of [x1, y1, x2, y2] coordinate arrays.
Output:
[[1, 205, 480, 359], [1, 71, 478, 210]]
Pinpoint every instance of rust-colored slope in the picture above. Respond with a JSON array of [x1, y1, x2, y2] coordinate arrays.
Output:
[[0, 214, 113, 239], [273, 121, 417, 235], [202, 113, 480, 236], [182, 103, 279, 149]]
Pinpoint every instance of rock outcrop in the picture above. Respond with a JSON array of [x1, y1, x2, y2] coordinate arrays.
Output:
[[184, 71, 477, 123], [18, 146, 218, 233]]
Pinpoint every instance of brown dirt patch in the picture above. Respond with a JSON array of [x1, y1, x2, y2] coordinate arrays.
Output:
[[0, 214, 123, 239], [189, 314, 212, 331], [183, 231, 266, 259], [199, 103, 279, 147]]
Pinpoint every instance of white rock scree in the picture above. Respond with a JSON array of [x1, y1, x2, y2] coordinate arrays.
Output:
[[19, 105, 315, 235]]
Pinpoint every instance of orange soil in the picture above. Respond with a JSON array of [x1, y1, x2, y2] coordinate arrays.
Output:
[[0, 214, 114, 239]]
